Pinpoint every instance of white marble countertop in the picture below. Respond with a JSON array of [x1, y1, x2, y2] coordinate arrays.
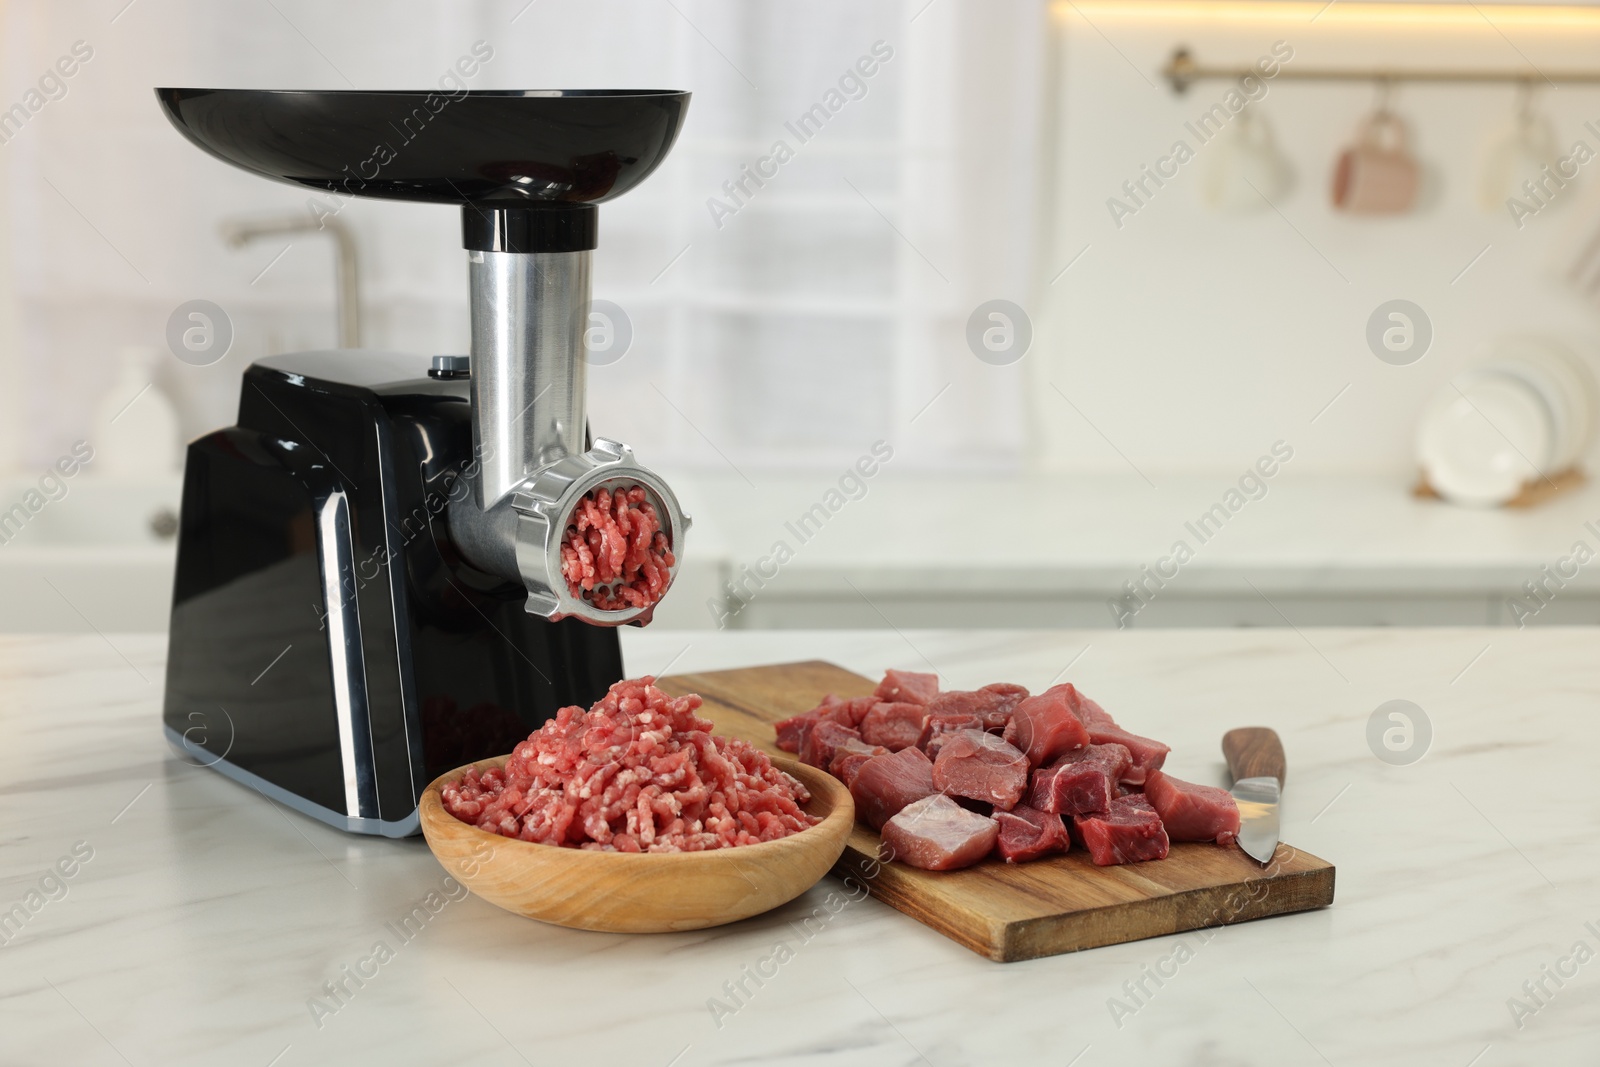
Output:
[[3, 627, 1597, 1065]]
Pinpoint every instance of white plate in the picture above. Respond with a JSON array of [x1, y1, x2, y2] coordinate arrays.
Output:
[[1487, 356, 1574, 470], [1488, 337, 1596, 470], [1417, 368, 1555, 507]]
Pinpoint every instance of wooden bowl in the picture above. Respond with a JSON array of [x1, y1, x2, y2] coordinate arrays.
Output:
[[418, 756, 855, 933]]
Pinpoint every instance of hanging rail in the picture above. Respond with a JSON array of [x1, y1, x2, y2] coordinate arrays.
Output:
[[1163, 47, 1600, 94]]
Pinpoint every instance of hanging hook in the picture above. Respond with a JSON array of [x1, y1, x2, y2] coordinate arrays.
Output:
[[1373, 75, 1395, 117], [1515, 77, 1536, 126]]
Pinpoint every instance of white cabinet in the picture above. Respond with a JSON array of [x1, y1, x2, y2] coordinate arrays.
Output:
[[678, 471, 1600, 630]]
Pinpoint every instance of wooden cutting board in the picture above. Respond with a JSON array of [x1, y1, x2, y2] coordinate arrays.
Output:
[[657, 660, 1335, 963]]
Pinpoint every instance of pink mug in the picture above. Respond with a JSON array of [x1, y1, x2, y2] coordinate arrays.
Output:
[[1332, 111, 1419, 215]]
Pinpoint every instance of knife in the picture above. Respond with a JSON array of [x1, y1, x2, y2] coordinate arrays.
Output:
[[1222, 727, 1285, 865]]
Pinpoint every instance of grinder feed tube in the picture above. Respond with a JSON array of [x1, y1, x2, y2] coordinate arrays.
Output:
[[449, 205, 687, 626], [469, 247, 591, 507]]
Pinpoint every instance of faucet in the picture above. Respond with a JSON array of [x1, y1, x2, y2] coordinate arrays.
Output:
[[220, 213, 361, 348]]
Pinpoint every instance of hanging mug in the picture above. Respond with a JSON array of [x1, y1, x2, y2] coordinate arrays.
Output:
[[1202, 107, 1295, 213], [1332, 110, 1420, 215], [1479, 88, 1562, 213]]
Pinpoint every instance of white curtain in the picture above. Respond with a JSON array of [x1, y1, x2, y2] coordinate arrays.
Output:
[[3, 0, 1047, 473]]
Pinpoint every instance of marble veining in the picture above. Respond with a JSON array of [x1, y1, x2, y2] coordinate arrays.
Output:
[[0, 628, 1596, 1065]]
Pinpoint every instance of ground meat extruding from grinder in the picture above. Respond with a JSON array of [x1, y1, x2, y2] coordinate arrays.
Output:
[[559, 486, 674, 612], [440, 677, 817, 852]]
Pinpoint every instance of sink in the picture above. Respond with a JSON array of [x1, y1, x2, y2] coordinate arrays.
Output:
[[1, 475, 181, 548], [0, 475, 180, 632]]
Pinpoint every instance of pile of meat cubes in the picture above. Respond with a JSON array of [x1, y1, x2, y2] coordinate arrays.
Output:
[[774, 669, 1241, 871]]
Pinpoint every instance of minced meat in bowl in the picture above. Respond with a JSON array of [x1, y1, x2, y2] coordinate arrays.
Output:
[[439, 677, 820, 852]]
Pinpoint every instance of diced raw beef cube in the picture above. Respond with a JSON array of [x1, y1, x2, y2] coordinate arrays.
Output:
[[1005, 684, 1090, 768], [926, 684, 1030, 734], [922, 689, 988, 714], [1087, 723, 1170, 785], [810, 694, 877, 729], [800, 721, 862, 770], [932, 729, 1029, 811], [994, 803, 1073, 863], [874, 669, 940, 706], [778, 692, 873, 753], [880, 794, 999, 870], [976, 682, 1029, 731], [1028, 743, 1132, 816], [1073, 794, 1170, 866], [917, 710, 985, 757], [1068, 689, 1117, 728], [828, 738, 890, 787], [773, 708, 820, 753], [831, 753, 874, 788], [834, 696, 880, 728], [860, 701, 926, 751], [1143, 770, 1241, 847], [850, 746, 937, 830]]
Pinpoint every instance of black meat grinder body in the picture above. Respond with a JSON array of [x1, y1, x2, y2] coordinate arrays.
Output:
[[156, 88, 691, 835]]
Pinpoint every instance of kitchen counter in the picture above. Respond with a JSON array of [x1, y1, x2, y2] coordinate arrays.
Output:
[[673, 471, 1600, 628], [3, 627, 1597, 1064]]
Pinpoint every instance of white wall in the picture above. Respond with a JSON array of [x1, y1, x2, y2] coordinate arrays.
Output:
[[1033, 3, 1600, 480], [3, 1, 492, 469], [1, 0, 1042, 476], [16, 1, 1600, 489]]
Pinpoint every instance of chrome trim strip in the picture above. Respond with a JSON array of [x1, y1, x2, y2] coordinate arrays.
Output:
[[314, 486, 380, 819], [164, 724, 419, 838]]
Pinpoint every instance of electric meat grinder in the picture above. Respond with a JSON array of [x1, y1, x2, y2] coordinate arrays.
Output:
[[156, 88, 690, 836]]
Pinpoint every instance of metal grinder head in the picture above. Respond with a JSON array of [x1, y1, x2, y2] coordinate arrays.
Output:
[[156, 86, 694, 627], [511, 439, 687, 626]]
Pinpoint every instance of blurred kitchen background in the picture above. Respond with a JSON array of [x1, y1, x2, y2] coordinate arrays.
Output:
[[6, 0, 1600, 631]]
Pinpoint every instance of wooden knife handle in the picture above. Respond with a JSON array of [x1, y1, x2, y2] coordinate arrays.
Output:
[[1222, 727, 1286, 786]]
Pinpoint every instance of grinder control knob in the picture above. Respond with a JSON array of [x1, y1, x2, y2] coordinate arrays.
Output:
[[429, 354, 470, 379]]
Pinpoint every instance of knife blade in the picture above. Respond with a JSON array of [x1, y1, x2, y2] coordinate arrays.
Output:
[[1222, 727, 1286, 865]]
